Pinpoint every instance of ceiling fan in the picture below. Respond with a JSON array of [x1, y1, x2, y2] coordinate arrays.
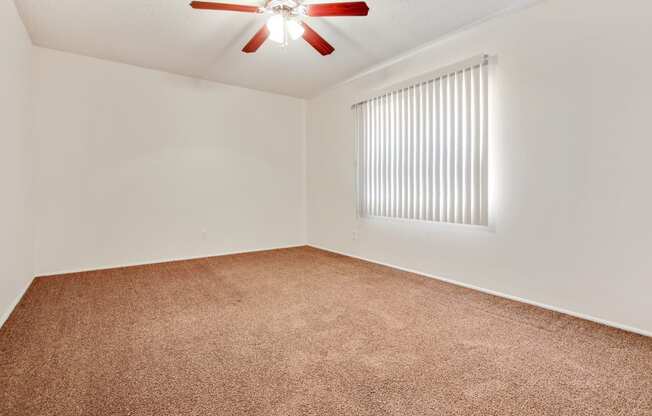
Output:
[[190, 0, 370, 56]]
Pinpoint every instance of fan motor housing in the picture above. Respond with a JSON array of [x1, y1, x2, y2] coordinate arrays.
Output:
[[265, 0, 305, 15]]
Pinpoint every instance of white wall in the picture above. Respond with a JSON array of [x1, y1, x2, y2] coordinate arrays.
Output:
[[306, 0, 652, 334], [0, 0, 34, 325], [32, 48, 306, 275]]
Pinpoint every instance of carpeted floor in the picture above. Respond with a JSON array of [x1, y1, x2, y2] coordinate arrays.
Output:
[[1, 247, 650, 415]]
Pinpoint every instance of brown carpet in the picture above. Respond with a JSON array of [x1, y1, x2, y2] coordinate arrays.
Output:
[[1, 247, 650, 415]]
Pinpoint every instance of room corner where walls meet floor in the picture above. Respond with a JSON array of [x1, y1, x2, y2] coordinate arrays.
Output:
[[2, 0, 652, 340]]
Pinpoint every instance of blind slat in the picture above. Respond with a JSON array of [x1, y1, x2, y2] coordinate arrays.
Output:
[[464, 68, 472, 224], [374, 98, 380, 216], [425, 81, 433, 221], [442, 76, 453, 222], [433, 78, 441, 222], [481, 62, 489, 226], [472, 65, 481, 225], [399, 91, 404, 219], [455, 70, 464, 224]]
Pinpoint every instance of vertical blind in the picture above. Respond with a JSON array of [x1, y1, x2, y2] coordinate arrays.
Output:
[[353, 55, 489, 226]]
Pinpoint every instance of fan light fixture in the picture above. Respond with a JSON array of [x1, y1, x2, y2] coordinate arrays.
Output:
[[189, 1, 370, 56], [267, 14, 305, 45]]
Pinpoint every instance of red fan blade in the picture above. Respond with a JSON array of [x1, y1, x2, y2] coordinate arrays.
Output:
[[242, 25, 270, 53], [306, 2, 369, 16], [301, 22, 335, 56], [190, 1, 261, 13]]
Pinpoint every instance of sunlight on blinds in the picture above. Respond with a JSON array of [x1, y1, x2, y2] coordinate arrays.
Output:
[[354, 55, 489, 226]]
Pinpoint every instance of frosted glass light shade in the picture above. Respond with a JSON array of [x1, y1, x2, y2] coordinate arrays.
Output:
[[267, 15, 285, 44], [267, 15, 305, 44], [287, 19, 304, 40]]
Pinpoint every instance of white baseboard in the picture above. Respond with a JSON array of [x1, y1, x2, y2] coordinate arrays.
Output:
[[37, 244, 308, 277], [0, 278, 33, 330], [308, 244, 652, 338], [15, 243, 650, 338]]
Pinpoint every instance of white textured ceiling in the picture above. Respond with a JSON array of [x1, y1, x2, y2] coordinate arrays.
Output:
[[16, 0, 534, 97]]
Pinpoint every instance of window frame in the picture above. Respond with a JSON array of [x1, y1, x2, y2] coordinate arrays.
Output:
[[353, 55, 490, 227]]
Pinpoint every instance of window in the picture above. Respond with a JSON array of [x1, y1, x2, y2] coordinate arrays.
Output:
[[353, 55, 489, 226]]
